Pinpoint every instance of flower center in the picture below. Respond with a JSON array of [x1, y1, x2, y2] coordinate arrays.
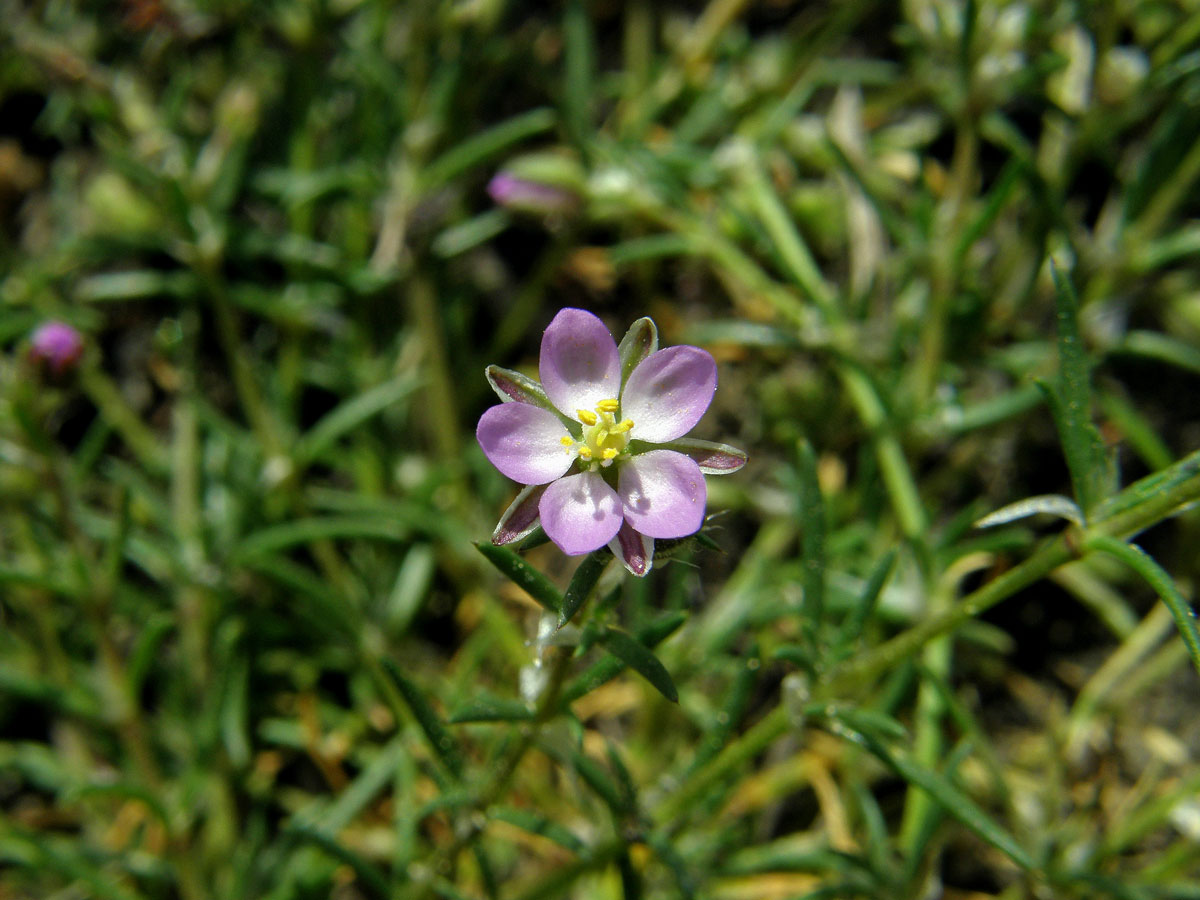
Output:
[[559, 398, 634, 469]]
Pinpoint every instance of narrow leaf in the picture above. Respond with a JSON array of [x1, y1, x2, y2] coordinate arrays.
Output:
[[294, 375, 419, 463], [973, 494, 1084, 529], [836, 550, 897, 650], [422, 107, 556, 188], [685, 649, 759, 777], [233, 516, 408, 561], [605, 741, 641, 815], [600, 627, 679, 703], [381, 659, 465, 779], [797, 438, 826, 640], [1046, 262, 1114, 515], [1087, 535, 1200, 679], [558, 549, 609, 628], [571, 751, 627, 815], [490, 807, 586, 853], [827, 718, 1033, 869], [476, 542, 562, 614], [449, 695, 535, 724], [286, 822, 391, 899], [562, 611, 686, 704], [563, 0, 594, 147]]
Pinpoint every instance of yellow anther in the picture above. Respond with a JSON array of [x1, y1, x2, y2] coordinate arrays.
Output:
[[602, 447, 619, 460], [610, 419, 634, 434], [577, 409, 598, 426], [596, 398, 620, 413], [560, 435, 574, 447], [578, 446, 593, 460]]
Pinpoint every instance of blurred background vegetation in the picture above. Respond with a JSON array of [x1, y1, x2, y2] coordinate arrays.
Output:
[[3, 0, 1200, 897]]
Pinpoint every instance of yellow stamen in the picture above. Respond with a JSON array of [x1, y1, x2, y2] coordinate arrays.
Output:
[[610, 419, 634, 434], [596, 398, 620, 413], [577, 409, 598, 426], [560, 435, 574, 446], [602, 448, 619, 460], [578, 446, 593, 460]]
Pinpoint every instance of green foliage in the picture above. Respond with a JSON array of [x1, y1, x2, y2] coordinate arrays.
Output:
[[3, 1, 1200, 899]]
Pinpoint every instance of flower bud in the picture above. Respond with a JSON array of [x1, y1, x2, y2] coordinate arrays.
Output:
[[28, 321, 84, 375], [487, 152, 584, 217]]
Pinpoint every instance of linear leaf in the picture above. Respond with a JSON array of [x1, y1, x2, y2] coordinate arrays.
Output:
[[826, 717, 1033, 869], [684, 650, 759, 777], [475, 542, 562, 614], [558, 549, 609, 628], [285, 822, 390, 899], [234, 517, 408, 561], [562, 611, 686, 704], [449, 695, 535, 724], [422, 107, 556, 188], [797, 438, 826, 641], [1087, 535, 1200, 680], [835, 550, 897, 651], [973, 494, 1084, 529], [598, 627, 679, 702], [294, 374, 419, 464], [1045, 263, 1114, 515], [490, 807, 586, 853], [571, 751, 627, 816], [381, 659, 465, 779]]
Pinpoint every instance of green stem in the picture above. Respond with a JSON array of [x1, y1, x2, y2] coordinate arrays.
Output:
[[826, 447, 1200, 696], [407, 645, 575, 900], [663, 449, 1200, 836], [205, 269, 287, 461]]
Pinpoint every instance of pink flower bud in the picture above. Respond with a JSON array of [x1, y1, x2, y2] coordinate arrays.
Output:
[[29, 321, 85, 375], [487, 172, 580, 216]]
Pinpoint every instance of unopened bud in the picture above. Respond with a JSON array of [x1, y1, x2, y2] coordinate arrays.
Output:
[[488, 172, 580, 216], [29, 321, 84, 375]]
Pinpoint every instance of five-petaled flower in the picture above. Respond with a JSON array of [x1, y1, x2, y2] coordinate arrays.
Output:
[[477, 308, 746, 576]]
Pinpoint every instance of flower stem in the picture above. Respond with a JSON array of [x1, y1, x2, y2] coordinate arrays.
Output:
[[825, 447, 1200, 696]]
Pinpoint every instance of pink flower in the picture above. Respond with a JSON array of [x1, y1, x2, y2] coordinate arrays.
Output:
[[477, 308, 746, 576], [29, 321, 84, 375]]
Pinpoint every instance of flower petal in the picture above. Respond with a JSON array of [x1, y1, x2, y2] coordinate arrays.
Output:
[[492, 483, 549, 545], [539, 308, 621, 420], [622, 346, 717, 443], [539, 471, 623, 555], [618, 450, 706, 539], [477, 403, 574, 485], [609, 521, 654, 577]]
